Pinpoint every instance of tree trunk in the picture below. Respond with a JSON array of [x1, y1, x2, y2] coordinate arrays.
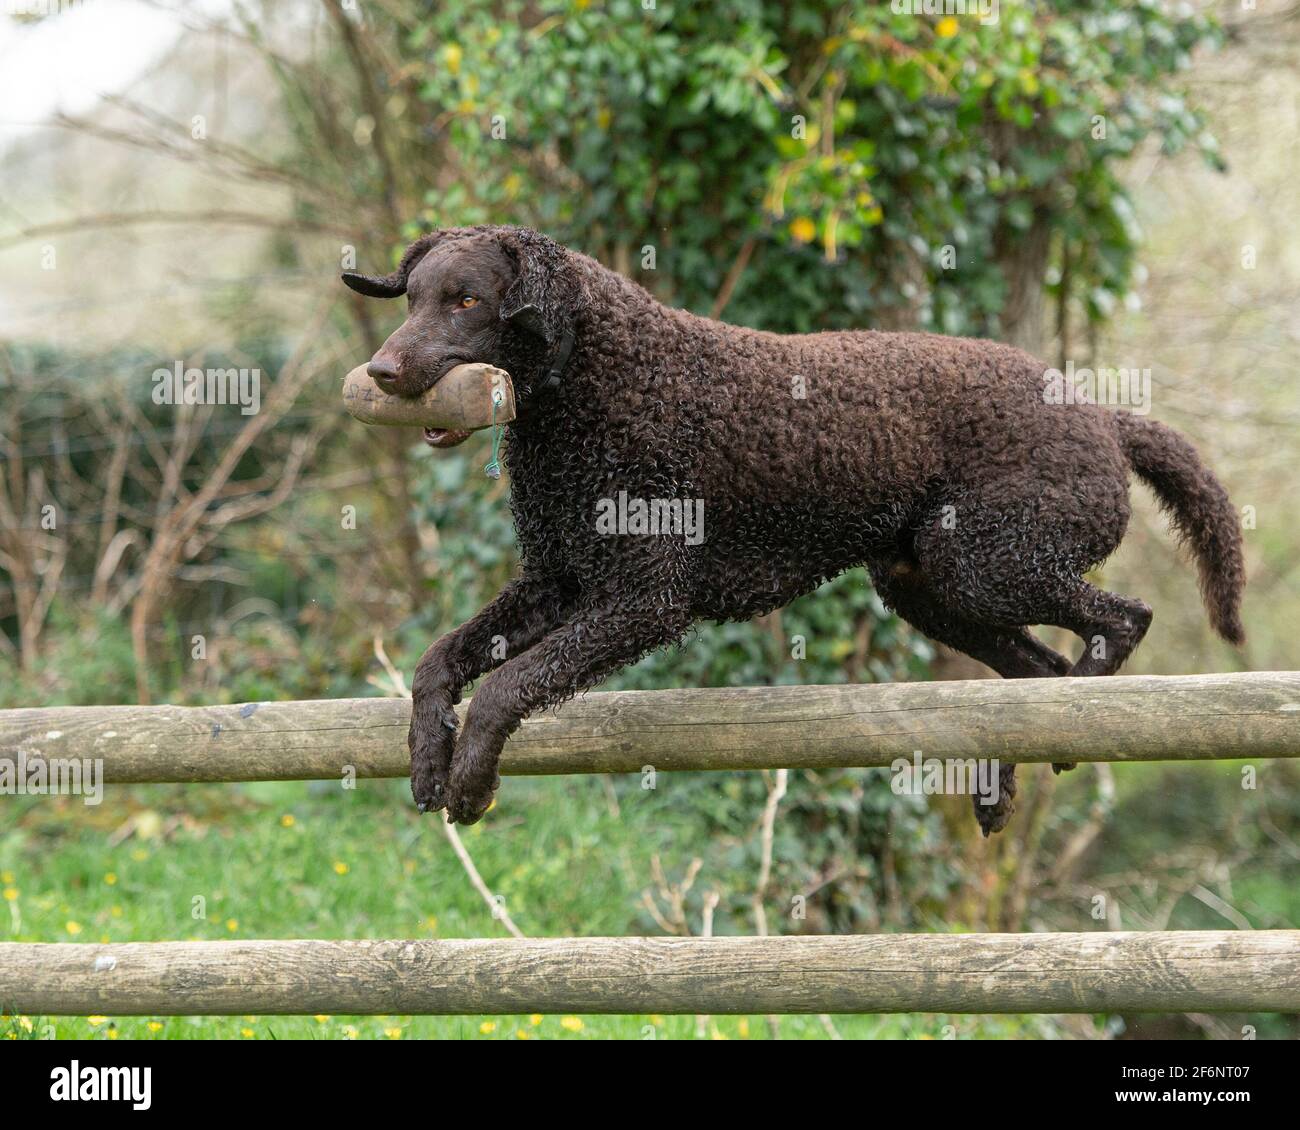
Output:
[[994, 215, 1053, 359]]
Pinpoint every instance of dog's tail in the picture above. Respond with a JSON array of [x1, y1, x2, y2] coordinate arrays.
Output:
[[1115, 412, 1245, 645]]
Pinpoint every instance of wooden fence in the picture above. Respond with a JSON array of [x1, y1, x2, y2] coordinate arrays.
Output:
[[2, 932, 1297, 1015], [1, 672, 1297, 1016], [1, 671, 1296, 782]]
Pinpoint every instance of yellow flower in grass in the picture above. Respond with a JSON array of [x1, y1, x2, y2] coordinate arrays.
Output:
[[936, 17, 959, 38], [314, 1015, 330, 1024], [2, 887, 17, 901], [1, 870, 15, 883], [332, 861, 349, 876], [479, 1021, 496, 1035], [241, 1028, 255, 1038], [147, 1021, 163, 1033], [738, 1018, 750, 1038], [560, 1016, 583, 1032], [107, 1029, 118, 1040], [384, 1027, 403, 1040], [104, 872, 117, 886], [529, 1014, 543, 1027], [86, 1016, 108, 1026], [18, 1016, 33, 1033], [789, 217, 816, 244], [225, 919, 238, 932], [280, 814, 295, 828], [65, 921, 82, 936]]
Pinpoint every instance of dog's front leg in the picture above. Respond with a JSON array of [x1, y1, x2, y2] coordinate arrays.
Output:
[[409, 574, 573, 813], [443, 597, 690, 824]]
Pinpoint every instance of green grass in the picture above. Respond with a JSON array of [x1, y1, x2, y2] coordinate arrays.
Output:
[[0, 775, 1066, 1040]]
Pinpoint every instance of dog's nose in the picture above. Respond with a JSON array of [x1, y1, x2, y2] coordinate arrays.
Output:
[[367, 356, 400, 392]]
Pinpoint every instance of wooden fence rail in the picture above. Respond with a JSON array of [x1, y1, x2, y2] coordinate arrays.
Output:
[[2, 932, 1297, 1016], [3, 674, 1297, 1019], [0, 671, 1296, 783]]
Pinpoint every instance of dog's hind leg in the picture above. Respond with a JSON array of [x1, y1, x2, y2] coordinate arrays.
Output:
[[868, 558, 1069, 836], [1005, 580, 1152, 777], [872, 465, 1145, 830], [1037, 579, 1153, 679], [900, 476, 1147, 785], [869, 558, 1071, 677]]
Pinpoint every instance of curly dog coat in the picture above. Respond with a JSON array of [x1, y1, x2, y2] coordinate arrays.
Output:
[[343, 225, 1246, 832]]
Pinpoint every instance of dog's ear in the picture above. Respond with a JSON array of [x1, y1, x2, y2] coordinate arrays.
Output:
[[341, 233, 443, 298], [497, 229, 577, 346]]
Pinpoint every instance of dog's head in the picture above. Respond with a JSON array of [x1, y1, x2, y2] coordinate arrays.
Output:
[[342, 226, 577, 447]]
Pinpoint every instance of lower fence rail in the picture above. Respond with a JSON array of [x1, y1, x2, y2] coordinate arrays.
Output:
[[2, 931, 1297, 1016]]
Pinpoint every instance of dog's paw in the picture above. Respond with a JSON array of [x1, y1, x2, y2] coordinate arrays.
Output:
[[445, 783, 496, 826], [974, 764, 1017, 837], [409, 698, 459, 814], [444, 734, 502, 825], [975, 795, 1015, 837]]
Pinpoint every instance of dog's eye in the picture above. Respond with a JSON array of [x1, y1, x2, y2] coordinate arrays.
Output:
[[458, 295, 479, 309]]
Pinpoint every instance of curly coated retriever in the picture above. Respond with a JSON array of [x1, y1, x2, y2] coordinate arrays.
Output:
[[343, 225, 1246, 833]]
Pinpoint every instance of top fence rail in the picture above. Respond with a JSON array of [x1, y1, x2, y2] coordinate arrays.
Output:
[[0, 672, 1296, 784]]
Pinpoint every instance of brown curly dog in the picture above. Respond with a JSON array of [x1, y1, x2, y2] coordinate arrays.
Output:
[[343, 225, 1245, 833]]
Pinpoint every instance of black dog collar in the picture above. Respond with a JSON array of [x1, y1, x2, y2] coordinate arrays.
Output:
[[536, 325, 575, 394]]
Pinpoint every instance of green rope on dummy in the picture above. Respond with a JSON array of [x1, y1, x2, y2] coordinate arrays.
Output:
[[483, 388, 504, 479]]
